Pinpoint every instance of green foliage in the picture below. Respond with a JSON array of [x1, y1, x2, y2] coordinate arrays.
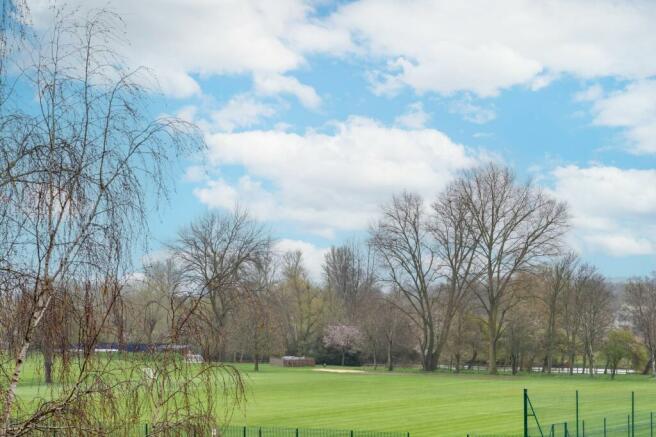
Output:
[[602, 329, 646, 378]]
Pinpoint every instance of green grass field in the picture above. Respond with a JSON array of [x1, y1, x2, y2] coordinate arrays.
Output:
[[13, 359, 656, 436], [226, 365, 656, 436]]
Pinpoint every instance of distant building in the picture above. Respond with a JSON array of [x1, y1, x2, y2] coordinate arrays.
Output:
[[270, 356, 315, 367]]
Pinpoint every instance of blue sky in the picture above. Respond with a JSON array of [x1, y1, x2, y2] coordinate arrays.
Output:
[[32, 0, 656, 278]]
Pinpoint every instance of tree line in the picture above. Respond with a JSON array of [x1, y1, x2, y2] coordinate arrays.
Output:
[[105, 163, 655, 380]]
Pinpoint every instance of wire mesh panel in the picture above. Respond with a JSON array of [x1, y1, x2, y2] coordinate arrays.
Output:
[[528, 388, 656, 437], [33, 424, 408, 437], [216, 426, 408, 437]]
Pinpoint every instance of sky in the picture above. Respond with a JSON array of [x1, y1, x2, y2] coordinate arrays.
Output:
[[30, 0, 656, 279]]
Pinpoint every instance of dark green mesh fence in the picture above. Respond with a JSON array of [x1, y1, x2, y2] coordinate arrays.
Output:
[[527, 388, 656, 437], [23, 424, 410, 436], [218, 426, 408, 437], [470, 387, 656, 437]]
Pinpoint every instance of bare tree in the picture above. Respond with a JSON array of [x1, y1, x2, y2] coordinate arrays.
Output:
[[502, 275, 542, 375], [454, 163, 568, 374], [370, 192, 442, 371], [538, 253, 578, 373], [143, 258, 191, 343], [323, 241, 375, 322], [237, 250, 280, 371], [275, 250, 324, 356], [172, 208, 270, 360], [429, 179, 481, 366], [623, 273, 656, 375], [577, 264, 614, 376]]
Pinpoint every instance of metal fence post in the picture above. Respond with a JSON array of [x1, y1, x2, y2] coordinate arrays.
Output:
[[144, 423, 148, 437], [604, 417, 607, 437], [632, 392, 635, 437], [582, 420, 585, 437], [576, 390, 579, 437], [295, 428, 299, 437], [524, 388, 529, 437], [243, 425, 246, 437], [651, 411, 654, 437], [259, 426, 262, 437], [350, 431, 354, 437], [564, 422, 568, 437], [628, 415, 631, 437]]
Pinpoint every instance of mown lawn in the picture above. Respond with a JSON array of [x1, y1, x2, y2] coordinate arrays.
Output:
[[13, 358, 656, 436], [228, 364, 656, 436]]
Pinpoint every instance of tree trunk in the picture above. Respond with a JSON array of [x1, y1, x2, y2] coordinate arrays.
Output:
[[1, 295, 52, 435], [467, 349, 477, 370], [582, 354, 586, 374], [254, 353, 259, 372], [487, 316, 498, 374], [455, 353, 461, 373], [511, 353, 518, 375], [546, 309, 558, 373], [386, 339, 393, 371], [341, 349, 345, 366], [569, 352, 575, 375], [587, 351, 594, 377], [421, 322, 438, 371], [44, 348, 53, 385]]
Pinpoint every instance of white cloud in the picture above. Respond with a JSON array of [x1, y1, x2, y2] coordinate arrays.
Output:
[[195, 116, 480, 236], [329, 0, 656, 96], [552, 165, 656, 256], [30, 0, 339, 99], [254, 74, 321, 109], [183, 165, 209, 183], [394, 102, 429, 129], [588, 80, 656, 154], [275, 239, 328, 281], [211, 94, 277, 132], [574, 84, 604, 102], [449, 98, 496, 124], [31, 0, 656, 107]]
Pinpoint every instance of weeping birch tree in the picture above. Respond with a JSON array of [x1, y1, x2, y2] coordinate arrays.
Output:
[[0, 7, 242, 435]]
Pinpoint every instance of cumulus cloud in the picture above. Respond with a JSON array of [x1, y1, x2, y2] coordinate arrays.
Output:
[[33, 0, 656, 101], [211, 94, 277, 132], [254, 74, 321, 109], [587, 80, 656, 154], [394, 102, 430, 129], [449, 98, 496, 124], [30, 0, 337, 99], [552, 165, 656, 256], [329, 0, 656, 96], [194, 117, 481, 236], [574, 84, 604, 102]]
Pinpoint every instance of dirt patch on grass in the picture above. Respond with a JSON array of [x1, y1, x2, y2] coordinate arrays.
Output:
[[313, 368, 365, 374]]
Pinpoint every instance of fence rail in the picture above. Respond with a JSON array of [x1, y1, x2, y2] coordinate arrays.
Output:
[[220, 426, 409, 437], [17, 424, 410, 437]]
